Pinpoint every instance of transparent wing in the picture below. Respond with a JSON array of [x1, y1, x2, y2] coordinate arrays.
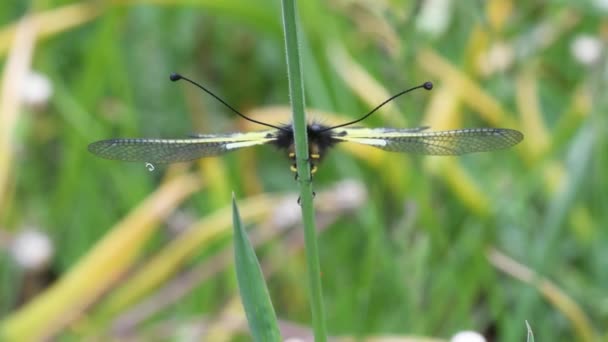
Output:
[[88, 131, 278, 163], [333, 127, 523, 155]]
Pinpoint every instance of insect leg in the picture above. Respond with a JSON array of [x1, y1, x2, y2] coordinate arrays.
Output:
[[297, 190, 316, 206]]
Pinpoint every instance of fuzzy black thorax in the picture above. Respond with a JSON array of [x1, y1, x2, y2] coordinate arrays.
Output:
[[271, 123, 341, 158], [269, 123, 345, 174]]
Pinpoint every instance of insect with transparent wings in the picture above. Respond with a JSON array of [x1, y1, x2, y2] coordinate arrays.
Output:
[[89, 74, 523, 174]]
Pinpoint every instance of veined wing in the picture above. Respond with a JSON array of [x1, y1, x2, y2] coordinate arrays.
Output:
[[332, 127, 523, 155], [88, 130, 278, 163]]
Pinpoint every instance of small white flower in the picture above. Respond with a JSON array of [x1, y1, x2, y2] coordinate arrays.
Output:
[[592, 0, 608, 12], [451, 330, 487, 342], [284, 338, 306, 342], [166, 210, 196, 235], [271, 196, 302, 229], [416, 0, 453, 37], [326, 180, 366, 211], [479, 41, 515, 76], [21, 71, 53, 108], [571, 34, 603, 66], [10, 229, 54, 271]]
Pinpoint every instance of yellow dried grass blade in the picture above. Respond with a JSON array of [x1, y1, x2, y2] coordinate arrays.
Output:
[[515, 70, 551, 161], [92, 194, 279, 320], [328, 44, 406, 126], [426, 157, 491, 216], [422, 83, 491, 216], [0, 17, 37, 216], [416, 48, 517, 128], [488, 248, 597, 342], [0, 174, 201, 341], [487, 0, 513, 31], [0, 3, 101, 57]]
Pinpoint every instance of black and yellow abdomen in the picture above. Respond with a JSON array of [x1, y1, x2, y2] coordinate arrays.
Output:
[[273, 123, 342, 174]]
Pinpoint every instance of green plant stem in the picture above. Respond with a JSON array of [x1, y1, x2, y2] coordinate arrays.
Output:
[[280, 0, 327, 341]]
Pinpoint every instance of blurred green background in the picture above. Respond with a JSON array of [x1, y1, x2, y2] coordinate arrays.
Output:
[[1, 0, 607, 341]]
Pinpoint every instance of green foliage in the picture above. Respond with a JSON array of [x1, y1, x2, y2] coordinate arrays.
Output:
[[280, 0, 327, 340], [0, 0, 606, 341], [526, 321, 535, 342], [232, 195, 280, 341]]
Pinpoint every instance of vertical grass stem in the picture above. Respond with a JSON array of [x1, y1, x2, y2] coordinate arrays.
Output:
[[280, 0, 327, 340]]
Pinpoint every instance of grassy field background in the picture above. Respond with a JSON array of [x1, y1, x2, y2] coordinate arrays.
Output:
[[1, 1, 607, 341]]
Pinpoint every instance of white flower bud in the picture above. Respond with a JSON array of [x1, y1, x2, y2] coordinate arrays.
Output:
[[21, 71, 53, 109], [10, 229, 54, 271], [571, 34, 603, 66], [451, 331, 487, 342], [416, 0, 453, 37]]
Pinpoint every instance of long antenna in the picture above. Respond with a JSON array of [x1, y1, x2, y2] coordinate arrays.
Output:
[[170, 73, 288, 131], [319, 81, 433, 132]]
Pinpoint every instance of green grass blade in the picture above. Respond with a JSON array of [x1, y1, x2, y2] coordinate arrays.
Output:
[[232, 195, 281, 342], [280, 0, 327, 341], [526, 320, 535, 342]]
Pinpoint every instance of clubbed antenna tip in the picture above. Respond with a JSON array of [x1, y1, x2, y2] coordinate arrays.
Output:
[[319, 80, 435, 132], [167, 72, 287, 131]]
